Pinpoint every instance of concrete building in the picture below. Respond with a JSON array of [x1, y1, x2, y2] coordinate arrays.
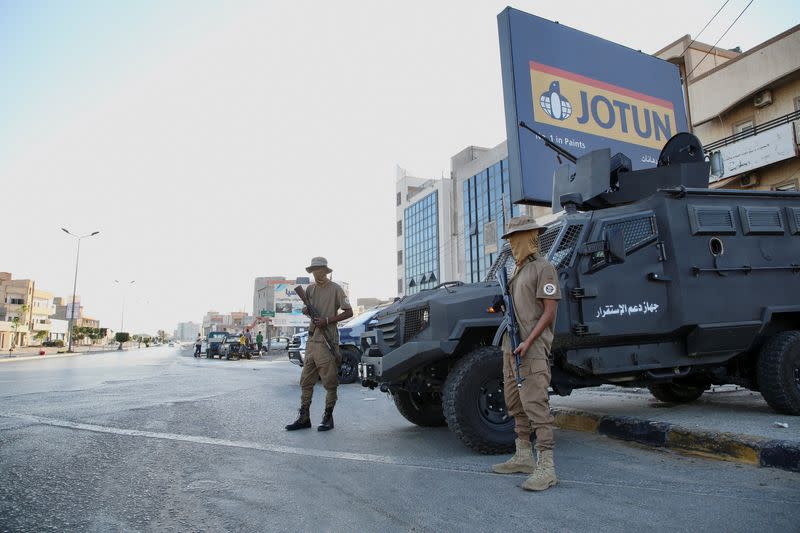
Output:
[[0, 273, 35, 349], [395, 166, 457, 297], [174, 321, 201, 342], [656, 25, 800, 191], [30, 289, 56, 344], [49, 319, 68, 343]]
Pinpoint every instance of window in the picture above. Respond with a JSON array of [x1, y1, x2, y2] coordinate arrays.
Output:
[[397, 219, 402, 237], [733, 119, 754, 136], [794, 96, 800, 112], [398, 279, 403, 294], [404, 191, 439, 295], [396, 192, 402, 206], [397, 250, 403, 265], [773, 179, 799, 192]]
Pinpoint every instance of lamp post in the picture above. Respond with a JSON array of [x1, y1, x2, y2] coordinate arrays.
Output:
[[113, 280, 135, 332], [62, 228, 100, 353]]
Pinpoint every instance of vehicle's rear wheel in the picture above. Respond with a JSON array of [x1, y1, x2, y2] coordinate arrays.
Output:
[[392, 389, 446, 427], [442, 346, 514, 454], [337, 346, 360, 385], [758, 330, 800, 415], [647, 381, 707, 403]]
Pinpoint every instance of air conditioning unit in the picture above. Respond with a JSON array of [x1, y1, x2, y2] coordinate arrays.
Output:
[[754, 90, 773, 108], [740, 173, 760, 188]]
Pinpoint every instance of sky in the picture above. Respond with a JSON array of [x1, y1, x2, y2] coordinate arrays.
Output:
[[1, 0, 797, 334]]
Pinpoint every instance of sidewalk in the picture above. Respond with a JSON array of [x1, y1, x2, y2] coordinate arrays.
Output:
[[551, 385, 800, 473], [0, 343, 137, 363]]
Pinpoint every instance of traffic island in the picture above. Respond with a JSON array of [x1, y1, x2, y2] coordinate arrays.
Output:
[[551, 387, 800, 473]]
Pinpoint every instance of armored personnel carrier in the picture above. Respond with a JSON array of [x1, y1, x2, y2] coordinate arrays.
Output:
[[359, 133, 800, 453]]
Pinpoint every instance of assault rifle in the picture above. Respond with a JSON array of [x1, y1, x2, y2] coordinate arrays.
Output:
[[294, 286, 338, 358], [495, 266, 525, 388]]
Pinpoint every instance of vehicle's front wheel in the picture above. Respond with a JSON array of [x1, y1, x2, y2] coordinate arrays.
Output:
[[758, 330, 800, 415], [647, 381, 707, 403], [392, 389, 446, 427], [442, 346, 514, 454], [337, 346, 360, 385]]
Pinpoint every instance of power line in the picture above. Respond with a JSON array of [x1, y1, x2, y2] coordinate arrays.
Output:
[[686, 0, 756, 79], [679, 0, 732, 59]]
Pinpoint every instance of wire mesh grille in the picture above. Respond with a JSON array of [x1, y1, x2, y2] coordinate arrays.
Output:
[[403, 308, 427, 341], [538, 224, 561, 255], [551, 224, 584, 269], [606, 216, 657, 251]]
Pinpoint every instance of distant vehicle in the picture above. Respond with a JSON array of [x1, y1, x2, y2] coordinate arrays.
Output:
[[205, 331, 227, 359], [288, 331, 307, 366], [168, 342, 174, 347], [269, 337, 291, 351], [219, 333, 254, 360]]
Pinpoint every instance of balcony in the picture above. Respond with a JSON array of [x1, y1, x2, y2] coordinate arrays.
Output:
[[705, 110, 800, 183]]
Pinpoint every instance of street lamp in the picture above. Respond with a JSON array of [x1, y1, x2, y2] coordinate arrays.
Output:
[[62, 228, 100, 353], [113, 280, 135, 332]]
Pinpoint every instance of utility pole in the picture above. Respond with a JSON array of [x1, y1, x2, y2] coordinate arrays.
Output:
[[62, 228, 100, 353], [114, 280, 135, 331]]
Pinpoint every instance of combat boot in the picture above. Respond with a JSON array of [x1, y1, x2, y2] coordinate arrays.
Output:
[[318, 406, 334, 431], [522, 449, 558, 491], [491, 438, 535, 474], [285, 407, 311, 431]]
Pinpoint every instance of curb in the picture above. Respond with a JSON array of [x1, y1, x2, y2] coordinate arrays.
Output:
[[553, 407, 800, 473], [0, 348, 121, 364]]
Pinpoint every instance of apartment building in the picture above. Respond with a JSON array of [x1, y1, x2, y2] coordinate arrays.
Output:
[[656, 25, 800, 190], [0, 273, 35, 350]]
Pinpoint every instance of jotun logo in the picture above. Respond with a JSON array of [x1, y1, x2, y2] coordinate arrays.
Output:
[[530, 62, 676, 150]]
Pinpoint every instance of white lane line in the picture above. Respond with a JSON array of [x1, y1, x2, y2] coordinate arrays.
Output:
[[1, 411, 798, 504]]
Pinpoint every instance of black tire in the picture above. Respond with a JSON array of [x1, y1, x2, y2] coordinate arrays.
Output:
[[647, 381, 707, 403], [337, 346, 361, 385], [757, 330, 800, 415], [442, 346, 514, 454], [392, 389, 446, 427]]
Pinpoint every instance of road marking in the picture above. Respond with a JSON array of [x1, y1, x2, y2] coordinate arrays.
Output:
[[1, 411, 797, 504]]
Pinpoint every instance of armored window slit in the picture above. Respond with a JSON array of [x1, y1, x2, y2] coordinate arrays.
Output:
[[688, 205, 736, 235], [738, 206, 784, 235], [788, 207, 800, 235]]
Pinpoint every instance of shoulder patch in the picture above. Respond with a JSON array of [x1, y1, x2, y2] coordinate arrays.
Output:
[[543, 283, 557, 296]]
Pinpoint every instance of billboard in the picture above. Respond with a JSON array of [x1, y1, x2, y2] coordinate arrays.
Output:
[[498, 8, 688, 204], [271, 283, 309, 328]]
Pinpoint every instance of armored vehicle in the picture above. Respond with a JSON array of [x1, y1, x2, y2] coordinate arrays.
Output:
[[360, 134, 800, 454]]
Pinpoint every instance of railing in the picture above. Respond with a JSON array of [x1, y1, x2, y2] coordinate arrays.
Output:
[[704, 110, 800, 152]]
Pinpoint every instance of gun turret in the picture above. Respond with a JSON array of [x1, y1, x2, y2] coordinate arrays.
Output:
[[541, 131, 710, 213]]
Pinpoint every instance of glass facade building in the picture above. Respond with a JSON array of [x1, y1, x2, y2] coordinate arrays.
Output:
[[404, 190, 440, 295], [463, 159, 519, 283]]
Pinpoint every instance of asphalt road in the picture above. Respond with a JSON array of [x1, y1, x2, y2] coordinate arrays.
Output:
[[0, 346, 798, 532]]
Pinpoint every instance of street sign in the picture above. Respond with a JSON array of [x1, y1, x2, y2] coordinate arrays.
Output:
[[260, 310, 275, 317], [498, 8, 688, 205]]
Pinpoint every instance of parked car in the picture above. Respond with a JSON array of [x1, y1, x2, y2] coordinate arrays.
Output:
[[268, 336, 291, 351], [205, 331, 228, 359], [288, 331, 307, 366]]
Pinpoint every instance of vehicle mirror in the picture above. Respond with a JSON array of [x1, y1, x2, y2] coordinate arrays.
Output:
[[606, 228, 625, 263]]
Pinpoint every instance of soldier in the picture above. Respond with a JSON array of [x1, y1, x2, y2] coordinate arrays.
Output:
[[491, 216, 561, 492], [285, 257, 353, 432]]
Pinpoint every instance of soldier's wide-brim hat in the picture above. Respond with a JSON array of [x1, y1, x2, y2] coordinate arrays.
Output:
[[501, 215, 546, 239], [305, 256, 333, 274]]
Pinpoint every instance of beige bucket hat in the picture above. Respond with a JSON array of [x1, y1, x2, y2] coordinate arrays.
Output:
[[501, 215, 546, 239], [305, 256, 333, 274]]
